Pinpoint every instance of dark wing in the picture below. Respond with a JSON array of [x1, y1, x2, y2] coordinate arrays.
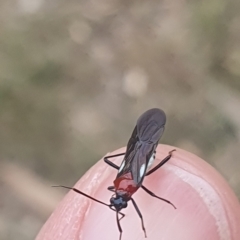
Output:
[[116, 108, 166, 185], [137, 108, 166, 143]]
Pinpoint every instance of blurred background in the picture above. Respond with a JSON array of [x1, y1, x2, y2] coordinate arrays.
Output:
[[1, 0, 240, 239]]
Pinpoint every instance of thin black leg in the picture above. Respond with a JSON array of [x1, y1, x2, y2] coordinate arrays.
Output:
[[116, 212, 123, 240], [146, 149, 176, 176], [118, 212, 125, 221], [104, 153, 125, 170], [52, 185, 127, 218], [110, 206, 125, 220], [108, 186, 115, 192], [131, 198, 147, 238], [141, 185, 176, 209], [52, 185, 110, 207]]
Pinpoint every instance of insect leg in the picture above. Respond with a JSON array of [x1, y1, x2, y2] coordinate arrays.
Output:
[[118, 212, 125, 221], [146, 149, 176, 176], [116, 212, 123, 240], [130, 198, 147, 238], [104, 153, 125, 170], [110, 206, 125, 220], [141, 185, 176, 209], [107, 186, 115, 192], [52, 185, 110, 207], [53, 186, 126, 219]]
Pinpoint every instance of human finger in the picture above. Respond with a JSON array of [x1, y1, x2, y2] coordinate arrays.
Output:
[[36, 145, 240, 240]]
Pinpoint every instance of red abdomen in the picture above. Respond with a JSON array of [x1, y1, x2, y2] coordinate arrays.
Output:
[[114, 173, 138, 198]]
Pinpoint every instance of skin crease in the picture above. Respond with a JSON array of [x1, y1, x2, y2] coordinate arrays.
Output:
[[36, 145, 240, 240]]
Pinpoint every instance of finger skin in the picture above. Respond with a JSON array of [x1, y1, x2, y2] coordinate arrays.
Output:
[[36, 145, 240, 240]]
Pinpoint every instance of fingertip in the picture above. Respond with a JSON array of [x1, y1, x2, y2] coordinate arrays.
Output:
[[36, 158, 112, 240], [36, 146, 240, 240], [146, 145, 240, 240]]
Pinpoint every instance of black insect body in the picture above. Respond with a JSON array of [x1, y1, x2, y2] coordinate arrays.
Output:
[[54, 108, 176, 240]]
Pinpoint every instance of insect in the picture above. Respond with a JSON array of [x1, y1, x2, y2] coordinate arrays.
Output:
[[54, 108, 176, 240]]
